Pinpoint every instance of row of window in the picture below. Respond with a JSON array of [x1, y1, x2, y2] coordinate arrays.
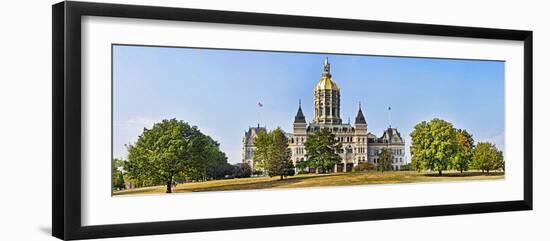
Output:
[[245, 148, 254, 159], [249, 147, 404, 162], [289, 137, 305, 144], [290, 136, 369, 143], [315, 107, 339, 117], [371, 157, 404, 163], [289, 147, 405, 155], [290, 155, 405, 164], [368, 148, 404, 156], [315, 92, 340, 97], [337, 136, 353, 143]]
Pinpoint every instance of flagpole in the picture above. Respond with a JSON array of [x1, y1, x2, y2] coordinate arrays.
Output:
[[388, 105, 392, 129], [257, 101, 263, 128]]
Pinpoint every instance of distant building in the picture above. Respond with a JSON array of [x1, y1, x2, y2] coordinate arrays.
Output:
[[241, 125, 266, 171], [242, 58, 406, 172]]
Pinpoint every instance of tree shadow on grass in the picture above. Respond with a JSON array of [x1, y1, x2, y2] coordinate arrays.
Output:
[[422, 171, 504, 177], [112, 186, 161, 196], [183, 174, 338, 192]]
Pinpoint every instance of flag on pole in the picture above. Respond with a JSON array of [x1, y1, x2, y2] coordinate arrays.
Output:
[[388, 106, 392, 128], [258, 102, 263, 107]]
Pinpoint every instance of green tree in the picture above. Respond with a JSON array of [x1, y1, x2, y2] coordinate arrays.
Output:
[[111, 158, 126, 190], [452, 129, 474, 173], [252, 129, 271, 172], [183, 135, 230, 182], [410, 118, 457, 176], [295, 160, 308, 173], [304, 128, 342, 173], [252, 128, 294, 179], [378, 148, 393, 172], [232, 163, 252, 178], [125, 119, 209, 193], [399, 163, 413, 171], [204, 152, 232, 180], [498, 151, 505, 173], [472, 142, 503, 173], [266, 128, 294, 180]]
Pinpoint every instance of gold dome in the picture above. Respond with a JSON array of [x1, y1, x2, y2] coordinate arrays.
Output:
[[315, 57, 339, 91], [315, 76, 339, 91]]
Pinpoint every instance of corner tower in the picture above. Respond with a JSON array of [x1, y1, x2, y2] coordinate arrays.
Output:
[[354, 103, 368, 163], [313, 58, 342, 124], [293, 100, 307, 135], [355, 102, 368, 135]]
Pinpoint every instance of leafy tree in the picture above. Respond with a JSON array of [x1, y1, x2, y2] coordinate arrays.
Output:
[[498, 151, 505, 173], [399, 163, 413, 171], [411, 157, 423, 172], [232, 163, 252, 178], [252, 169, 264, 176], [472, 142, 503, 173], [111, 158, 126, 190], [304, 128, 342, 173], [114, 172, 125, 190], [295, 160, 308, 173], [266, 128, 294, 180], [452, 129, 474, 173], [252, 129, 271, 172], [126, 119, 205, 193], [252, 128, 295, 179], [378, 148, 393, 172], [185, 135, 230, 181], [205, 162, 233, 180], [410, 118, 457, 176]]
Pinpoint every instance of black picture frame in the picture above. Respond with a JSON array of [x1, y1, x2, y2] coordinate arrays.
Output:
[[52, 1, 533, 240]]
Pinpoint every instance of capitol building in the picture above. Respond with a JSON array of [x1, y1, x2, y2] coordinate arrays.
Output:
[[242, 58, 406, 173]]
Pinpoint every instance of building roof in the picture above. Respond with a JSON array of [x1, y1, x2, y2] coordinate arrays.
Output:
[[243, 125, 266, 143], [380, 127, 404, 144], [294, 101, 306, 123], [315, 76, 339, 91], [355, 104, 366, 124], [367, 128, 405, 144]]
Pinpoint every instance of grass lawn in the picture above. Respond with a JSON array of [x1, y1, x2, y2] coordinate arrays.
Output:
[[112, 171, 504, 196]]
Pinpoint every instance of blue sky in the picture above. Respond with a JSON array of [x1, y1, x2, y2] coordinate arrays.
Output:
[[113, 45, 505, 164]]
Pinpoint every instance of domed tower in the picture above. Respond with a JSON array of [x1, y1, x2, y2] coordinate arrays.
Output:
[[313, 58, 342, 124]]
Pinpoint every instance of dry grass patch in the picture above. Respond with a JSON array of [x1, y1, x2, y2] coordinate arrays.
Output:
[[113, 171, 504, 196]]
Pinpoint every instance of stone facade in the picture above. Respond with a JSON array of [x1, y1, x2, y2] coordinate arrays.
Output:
[[241, 125, 266, 171], [242, 58, 406, 172]]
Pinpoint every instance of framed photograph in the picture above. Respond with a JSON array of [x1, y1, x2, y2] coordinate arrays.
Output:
[[52, 1, 533, 240]]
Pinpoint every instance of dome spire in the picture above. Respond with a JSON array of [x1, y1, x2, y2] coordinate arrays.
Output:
[[313, 57, 341, 124], [315, 57, 338, 91], [323, 57, 331, 77]]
